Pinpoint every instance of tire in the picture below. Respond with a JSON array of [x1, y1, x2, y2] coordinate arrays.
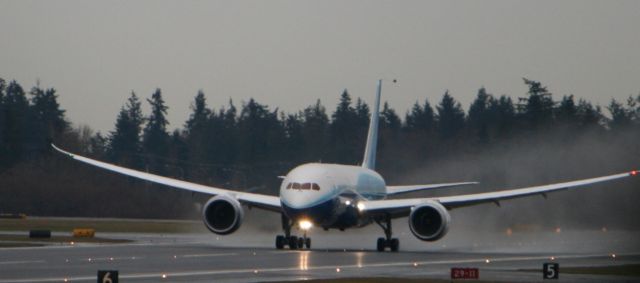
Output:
[[289, 236, 298, 250], [376, 237, 386, 252], [275, 235, 285, 249], [298, 237, 305, 249], [305, 238, 311, 249], [390, 238, 399, 252]]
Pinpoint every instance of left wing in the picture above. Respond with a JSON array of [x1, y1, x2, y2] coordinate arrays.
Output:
[[52, 144, 282, 212], [386, 182, 478, 195], [362, 170, 638, 217]]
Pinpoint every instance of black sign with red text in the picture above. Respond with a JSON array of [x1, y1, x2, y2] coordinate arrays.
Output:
[[451, 267, 479, 279]]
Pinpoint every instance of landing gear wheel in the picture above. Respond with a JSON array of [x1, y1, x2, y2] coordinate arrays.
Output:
[[289, 236, 299, 250], [377, 237, 386, 252], [298, 237, 304, 249], [305, 238, 311, 249], [275, 235, 285, 249], [389, 238, 399, 252]]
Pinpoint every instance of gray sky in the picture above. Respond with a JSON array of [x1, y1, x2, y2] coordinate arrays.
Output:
[[1, 0, 639, 133]]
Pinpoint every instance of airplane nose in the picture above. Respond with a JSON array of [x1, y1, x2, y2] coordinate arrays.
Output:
[[283, 197, 336, 225]]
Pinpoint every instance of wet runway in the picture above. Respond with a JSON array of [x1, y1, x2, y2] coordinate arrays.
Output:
[[1, 232, 639, 283]]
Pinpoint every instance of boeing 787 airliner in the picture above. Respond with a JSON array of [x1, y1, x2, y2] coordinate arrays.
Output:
[[53, 80, 638, 252]]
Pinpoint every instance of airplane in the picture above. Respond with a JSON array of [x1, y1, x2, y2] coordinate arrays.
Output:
[[52, 80, 638, 252]]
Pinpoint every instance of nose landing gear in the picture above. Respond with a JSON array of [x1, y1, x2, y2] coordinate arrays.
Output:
[[275, 214, 311, 250]]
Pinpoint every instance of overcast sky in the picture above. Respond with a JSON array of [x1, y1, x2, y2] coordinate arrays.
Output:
[[2, 0, 639, 133]]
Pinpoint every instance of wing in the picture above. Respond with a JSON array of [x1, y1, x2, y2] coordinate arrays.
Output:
[[386, 182, 478, 195], [362, 170, 638, 217], [52, 144, 282, 212]]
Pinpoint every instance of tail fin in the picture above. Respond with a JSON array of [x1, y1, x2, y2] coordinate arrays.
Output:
[[362, 79, 382, 170]]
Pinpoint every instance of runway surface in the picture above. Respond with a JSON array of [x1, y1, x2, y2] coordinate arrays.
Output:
[[1, 231, 639, 283]]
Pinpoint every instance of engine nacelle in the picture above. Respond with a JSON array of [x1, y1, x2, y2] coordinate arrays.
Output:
[[202, 195, 244, 235], [408, 201, 451, 242]]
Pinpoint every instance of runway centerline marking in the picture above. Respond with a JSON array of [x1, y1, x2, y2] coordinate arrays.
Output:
[[181, 252, 238, 258], [0, 260, 46, 265]]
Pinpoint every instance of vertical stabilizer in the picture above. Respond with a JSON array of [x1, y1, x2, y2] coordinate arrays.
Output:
[[362, 80, 382, 170]]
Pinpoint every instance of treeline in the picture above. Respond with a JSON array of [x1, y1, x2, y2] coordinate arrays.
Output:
[[0, 77, 639, 220]]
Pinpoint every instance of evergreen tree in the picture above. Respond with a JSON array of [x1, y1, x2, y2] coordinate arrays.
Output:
[[608, 98, 632, 130], [354, 97, 370, 129], [29, 85, 68, 155], [405, 98, 435, 133], [519, 78, 555, 128], [142, 88, 170, 173], [184, 91, 212, 176], [237, 99, 282, 165], [108, 92, 144, 169], [213, 100, 238, 166], [2, 81, 29, 165], [380, 102, 401, 131], [301, 100, 329, 161], [490, 95, 516, 137], [467, 87, 493, 142], [89, 132, 108, 158], [556, 95, 577, 124], [184, 90, 210, 134], [0, 78, 6, 166], [576, 99, 601, 128], [283, 113, 304, 162], [436, 90, 465, 139], [330, 89, 360, 164]]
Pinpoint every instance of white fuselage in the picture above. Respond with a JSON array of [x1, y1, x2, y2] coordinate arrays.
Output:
[[279, 163, 386, 229]]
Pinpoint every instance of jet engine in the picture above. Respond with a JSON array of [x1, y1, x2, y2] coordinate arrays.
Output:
[[202, 195, 244, 235], [408, 201, 451, 241]]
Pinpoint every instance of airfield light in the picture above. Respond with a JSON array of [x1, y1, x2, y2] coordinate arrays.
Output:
[[485, 259, 491, 264], [161, 274, 167, 279], [357, 202, 366, 211], [631, 170, 638, 176], [336, 268, 341, 273], [550, 256, 555, 261], [299, 220, 313, 230], [345, 200, 351, 206], [611, 253, 616, 259]]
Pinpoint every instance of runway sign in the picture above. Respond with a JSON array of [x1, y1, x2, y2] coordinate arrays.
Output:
[[97, 270, 118, 283], [451, 267, 479, 279], [29, 230, 51, 238], [543, 263, 559, 279]]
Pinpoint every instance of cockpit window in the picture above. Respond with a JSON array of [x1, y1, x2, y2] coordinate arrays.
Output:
[[286, 182, 321, 191]]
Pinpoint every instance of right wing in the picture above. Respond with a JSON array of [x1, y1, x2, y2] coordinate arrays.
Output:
[[386, 182, 478, 195], [362, 170, 638, 217], [52, 144, 282, 212]]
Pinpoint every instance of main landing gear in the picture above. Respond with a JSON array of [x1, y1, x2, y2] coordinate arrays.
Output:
[[375, 215, 399, 252], [275, 214, 311, 250]]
